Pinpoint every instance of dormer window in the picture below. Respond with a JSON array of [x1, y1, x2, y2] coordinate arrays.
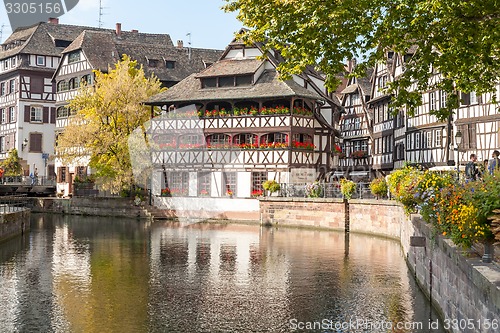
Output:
[[148, 59, 159, 68], [201, 75, 253, 89], [36, 55, 45, 66], [165, 60, 175, 69], [68, 51, 81, 64]]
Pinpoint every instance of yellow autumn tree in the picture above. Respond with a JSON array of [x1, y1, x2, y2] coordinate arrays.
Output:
[[57, 55, 164, 194]]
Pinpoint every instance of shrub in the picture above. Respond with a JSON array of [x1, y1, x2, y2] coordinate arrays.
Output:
[[369, 177, 387, 198], [340, 179, 356, 200]]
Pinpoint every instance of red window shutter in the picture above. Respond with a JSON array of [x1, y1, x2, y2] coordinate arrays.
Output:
[[24, 105, 30, 122], [43, 107, 49, 123]]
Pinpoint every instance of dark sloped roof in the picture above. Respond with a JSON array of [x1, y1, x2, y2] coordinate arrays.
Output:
[[146, 69, 324, 105], [195, 59, 263, 78], [60, 29, 223, 83]]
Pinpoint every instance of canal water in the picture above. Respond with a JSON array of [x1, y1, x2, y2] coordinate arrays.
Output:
[[0, 214, 445, 333]]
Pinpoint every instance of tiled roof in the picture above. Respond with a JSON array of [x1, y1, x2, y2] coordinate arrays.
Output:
[[195, 59, 263, 78], [146, 69, 324, 105], [60, 29, 223, 83]]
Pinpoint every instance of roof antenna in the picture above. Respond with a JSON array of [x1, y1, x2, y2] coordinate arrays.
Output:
[[98, 0, 107, 28], [186, 32, 192, 60], [0, 24, 6, 43]]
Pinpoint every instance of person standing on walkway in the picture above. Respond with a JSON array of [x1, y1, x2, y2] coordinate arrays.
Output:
[[488, 150, 500, 175], [465, 154, 480, 181]]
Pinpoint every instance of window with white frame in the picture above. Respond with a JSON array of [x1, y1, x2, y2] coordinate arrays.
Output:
[[434, 129, 442, 147], [415, 133, 420, 149], [9, 107, 15, 123], [470, 91, 478, 104], [36, 55, 45, 66], [198, 172, 211, 196], [9, 79, 15, 94], [0, 83, 5, 96], [440, 91, 447, 108], [223, 172, 237, 196], [426, 131, 432, 148], [0, 109, 6, 124], [30, 106, 42, 122], [0, 136, 4, 152], [429, 91, 437, 111]]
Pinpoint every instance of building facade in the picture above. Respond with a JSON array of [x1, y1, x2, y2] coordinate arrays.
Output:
[[145, 33, 341, 203]]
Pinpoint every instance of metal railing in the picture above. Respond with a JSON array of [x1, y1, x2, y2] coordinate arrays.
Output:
[[279, 182, 378, 200], [0, 196, 30, 214], [2, 176, 56, 186]]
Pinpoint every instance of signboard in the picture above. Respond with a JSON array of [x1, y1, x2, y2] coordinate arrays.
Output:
[[42, 153, 49, 160], [290, 168, 317, 183]]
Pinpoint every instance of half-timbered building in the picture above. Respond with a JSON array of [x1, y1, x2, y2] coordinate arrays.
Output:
[[336, 68, 373, 180], [145, 34, 341, 206], [0, 19, 95, 179], [52, 23, 222, 195]]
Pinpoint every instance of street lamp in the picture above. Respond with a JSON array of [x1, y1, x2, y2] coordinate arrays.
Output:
[[455, 130, 462, 180], [21, 138, 28, 151]]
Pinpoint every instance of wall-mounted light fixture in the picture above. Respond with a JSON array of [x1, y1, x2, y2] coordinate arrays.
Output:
[[22, 138, 28, 151]]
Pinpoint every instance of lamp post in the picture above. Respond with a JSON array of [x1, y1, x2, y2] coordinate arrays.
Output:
[[455, 130, 462, 180]]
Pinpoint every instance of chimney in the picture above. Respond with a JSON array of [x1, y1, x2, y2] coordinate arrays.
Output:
[[116, 23, 122, 37], [177, 40, 184, 49], [131, 29, 138, 33], [48, 17, 59, 24], [347, 59, 357, 73]]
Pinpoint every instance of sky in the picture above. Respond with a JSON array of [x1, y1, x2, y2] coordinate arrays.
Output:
[[0, 0, 244, 50]]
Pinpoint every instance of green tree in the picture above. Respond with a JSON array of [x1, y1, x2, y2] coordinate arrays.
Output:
[[1, 148, 23, 176], [56, 55, 164, 194], [224, 0, 500, 120]]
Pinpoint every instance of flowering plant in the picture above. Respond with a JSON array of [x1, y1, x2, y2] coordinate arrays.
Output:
[[262, 180, 281, 194], [340, 179, 356, 200], [292, 141, 315, 150], [226, 189, 234, 197], [333, 144, 342, 154], [369, 177, 388, 198], [251, 189, 263, 197], [161, 188, 171, 196], [351, 150, 368, 158], [199, 189, 209, 196], [305, 181, 322, 198]]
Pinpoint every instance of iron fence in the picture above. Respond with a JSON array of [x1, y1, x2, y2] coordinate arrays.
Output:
[[279, 182, 378, 200], [0, 196, 30, 214]]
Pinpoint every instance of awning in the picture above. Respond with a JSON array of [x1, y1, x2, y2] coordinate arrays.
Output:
[[340, 84, 358, 94]]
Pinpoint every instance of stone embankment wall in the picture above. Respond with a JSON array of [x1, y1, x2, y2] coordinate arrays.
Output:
[[0, 209, 30, 243], [31, 197, 149, 218], [260, 198, 500, 333]]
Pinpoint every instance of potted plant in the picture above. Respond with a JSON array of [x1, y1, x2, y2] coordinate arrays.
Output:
[[340, 179, 356, 200], [262, 180, 281, 196], [369, 177, 388, 199]]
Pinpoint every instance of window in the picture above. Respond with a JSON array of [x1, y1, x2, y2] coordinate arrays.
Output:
[[378, 75, 388, 90], [57, 166, 67, 183], [30, 106, 42, 122], [179, 134, 203, 148], [207, 134, 230, 147], [223, 172, 237, 197], [68, 77, 79, 90], [9, 107, 15, 123], [165, 171, 189, 196], [426, 131, 432, 148], [0, 83, 5, 96], [201, 78, 217, 88], [9, 79, 15, 94], [252, 172, 267, 195], [440, 91, 447, 108], [80, 74, 92, 85], [3, 60, 8, 70], [57, 106, 69, 118], [219, 76, 234, 87], [57, 80, 68, 92], [434, 129, 442, 147], [470, 91, 478, 104], [415, 133, 420, 149], [233, 133, 257, 147], [68, 51, 80, 64], [0, 109, 6, 123], [235, 75, 252, 86], [429, 91, 437, 111], [165, 61, 175, 69], [198, 172, 211, 196], [10, 57, 16, 68], [29, 132, 42, 152], [36, 55, 45, 66], [148, 59, 159, 67], [261, 133, 288, 144], [0, 136, 4, 152]]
